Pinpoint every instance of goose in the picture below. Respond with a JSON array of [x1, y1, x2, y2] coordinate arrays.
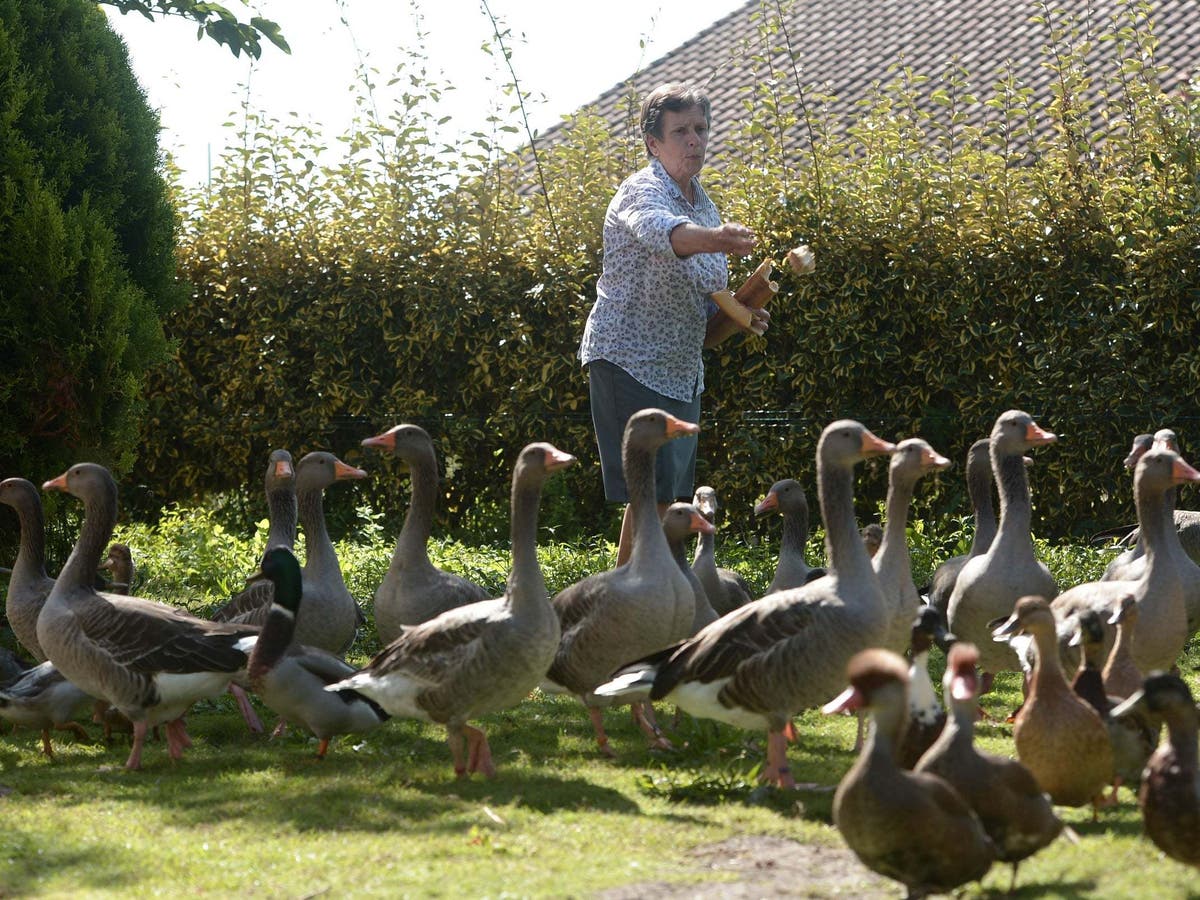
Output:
[[210, 448, 299, 625], [1145, 429, 1200, 637], [1102, 594, 1144, 700], [596, 420, 895, 786], [1101, 434, 1155, 581], [364, 424, 491, 642], [1111, 672, 1200, 870], [1069, 609, 1159, 804], [1049, 447, 1197, 674], [544, 410, 697, 756], [824, 648, 994, 896], [244, 546, 388, 758], [992, 596, 1112, 808], [663, 502, 719, 635], [915, 642, 1063, 891], [895, 606, 954, 770], [947, 410, 1058, 684], [36, 463, 260, 770], [753, 478, 825, 592], [873, 438, 951, 655], [859, 523, 882, 558], [327, 442, 574, 777], [927, 439, 996, 619], [0, 661, 91, 757], [0, 477, 56, 661], [689, 486, 751, 615]]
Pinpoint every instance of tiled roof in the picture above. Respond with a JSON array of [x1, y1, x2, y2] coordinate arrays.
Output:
[[531, 0, 1200, 169]]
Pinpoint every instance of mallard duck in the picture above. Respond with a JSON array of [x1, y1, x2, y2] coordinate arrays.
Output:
[[992, 596, 1112, 808], [0, 661, 91, 757], [825, 648, 994, 896], [1111, 672, 1200, 869], [328, 442, 573, 777], [37, 463, 260, 770], [689, 486, 751, 615], [244, 546, 388, 758], [365, 424, 491, 641], [915, 643, 1063, 890]]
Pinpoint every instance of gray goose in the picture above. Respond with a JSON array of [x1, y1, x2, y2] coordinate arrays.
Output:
[[364, 424, 490, 642], [0, 477, 56, 661], [1101, 434, 1155, 581], [544, 409, 697, 756], [1102, 594, 1144, 700], [825, 649, 995, 896], [210, 448, 298, 625], [327, 442, 574, 777], [37, 463, 259, 769], [915, 643, 1063, 891], [1145, 430, 1200, 637], [689, 486, 751, 615], [244, 546, 388, 758], [1049, 447, 1197, 674], [873, 438, 951, 655], [0, 661, 91, 757], [663, 502, 719, 635], [927, 439, 997, 619], [753, 478, 825, 592], [597, 420, 895, 786], [947, 410, 1058, 682]]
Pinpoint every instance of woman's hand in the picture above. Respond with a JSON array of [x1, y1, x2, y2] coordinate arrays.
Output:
[[670, 221, 756, 257]]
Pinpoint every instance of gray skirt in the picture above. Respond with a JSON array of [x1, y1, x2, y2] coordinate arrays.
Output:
[[587, 359, 700, 504]]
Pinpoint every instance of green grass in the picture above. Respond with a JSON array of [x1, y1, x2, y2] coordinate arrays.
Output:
[[2, 517, 1199, 897]]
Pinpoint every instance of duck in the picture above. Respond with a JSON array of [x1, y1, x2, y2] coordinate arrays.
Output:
[[1111, 672, 1200, 869], [0, 477, 56, 661], [895, 606, 954, 770], [1049, 447, 1198, 674], [98, 543, 135, 595], [36, 462, 260, 770], [1069, 608, 1159, 803], [663, 502, 719, 635], [824, 648, 994, 897], [596, 420, 895, 786], [544, 410, 697, 756], [0, 661, 92, 757], [915, 642, 1063, 890], [243, 546, 388, 758], [689, 486, 751, 615], [991, 596, 1112, 808], [947, 410, 1058, 685], [1102, 594, 1144, 700], [327, 442, 574, 777], [927, 439, 997, 619], [874, 438, 951, 655], [364, 424, 491, 643], [753, 478, 825, 592], [210, 448, 300, 625]]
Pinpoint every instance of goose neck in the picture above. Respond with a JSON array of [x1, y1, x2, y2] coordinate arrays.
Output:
[[626, 443, 669, 568], [60, 478, 117, 591], [298, 485, 336, 566], [507, 475, 547, 610], [875, 476, 916, 579], [265, 487, 297, 550], [994, 451, 1033, 540], [820, 460, 872, 580], [11, 491, 48, 580]]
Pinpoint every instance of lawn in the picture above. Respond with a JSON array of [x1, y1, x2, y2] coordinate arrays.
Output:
[[1, 523, 1199, 898]]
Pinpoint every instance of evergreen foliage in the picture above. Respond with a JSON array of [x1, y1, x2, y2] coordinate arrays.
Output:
[[145, 1, 1200, 540], [0, 0, 183, 483]]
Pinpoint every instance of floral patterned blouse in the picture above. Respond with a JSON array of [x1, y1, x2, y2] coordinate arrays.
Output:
[[578, 158, 728, 403]]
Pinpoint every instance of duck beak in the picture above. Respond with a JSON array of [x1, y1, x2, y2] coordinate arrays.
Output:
[[1068, 629, 1083, 648], [949, 671, 977, 703], [663, 414, 700, 440], [821, 685, 863, 715], [334, 459, 368, 480], [690, 512, 716, 535], [42, 472, 69, 493], [1109, 689, 1146, 720], [1171, 457, 1200, 485], [362, 428, 397, 451], [753, 492, 778, 516], [923, 448, 952, 471], [544, 447, 576, 472], [1025, 421, 1057, 446], [990, 613, 1021, 641], [859, 429, 896, 457]]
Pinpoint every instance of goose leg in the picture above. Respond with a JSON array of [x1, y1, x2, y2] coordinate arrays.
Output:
[[587, 707, 617, 758], [464, 724, 496, 778], [229, 684, 264, 733], [316, 738, 330, 759], [40, 729, 54, 757], [632, 702, 673, 750], [125, 721, 148, 770], [164, 719, 189, 760], [760, 729, 797, 789], [57, 722, 90, 742], [447, 726, 469, 777]]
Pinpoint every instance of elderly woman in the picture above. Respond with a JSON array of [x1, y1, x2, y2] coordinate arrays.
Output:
[[578, 81, 767, 566]]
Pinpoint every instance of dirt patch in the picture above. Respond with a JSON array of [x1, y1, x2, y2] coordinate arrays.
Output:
[[594, 834, 897, 898]]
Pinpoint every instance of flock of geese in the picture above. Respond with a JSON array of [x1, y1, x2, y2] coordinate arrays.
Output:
[[1, 409, 1199, 896]]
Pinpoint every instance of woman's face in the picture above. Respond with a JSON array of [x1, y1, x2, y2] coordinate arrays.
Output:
[[646, 105, 709, 191]]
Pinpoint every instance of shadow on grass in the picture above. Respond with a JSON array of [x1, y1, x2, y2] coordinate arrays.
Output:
[[0, 831, 138, 896]]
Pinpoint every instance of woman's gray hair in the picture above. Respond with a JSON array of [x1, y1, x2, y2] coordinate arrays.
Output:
[[640, 82, 712, 157]]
